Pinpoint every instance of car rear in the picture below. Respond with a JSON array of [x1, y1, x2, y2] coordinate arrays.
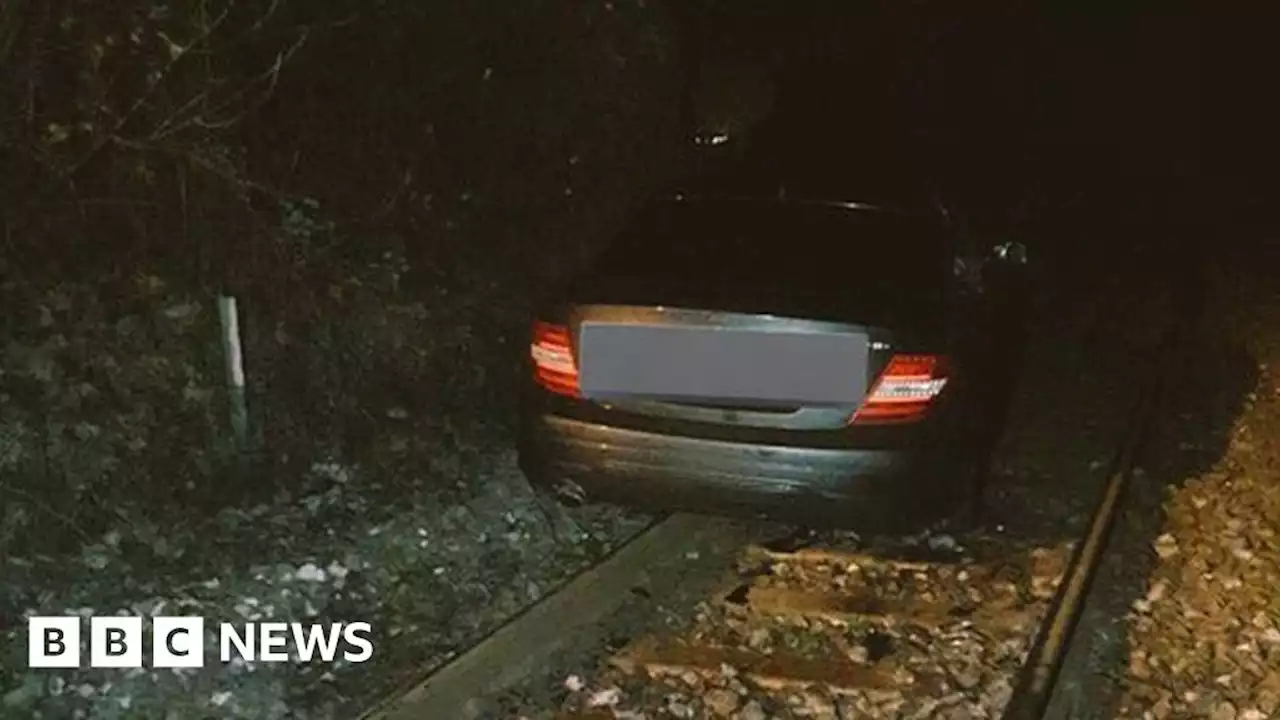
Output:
[[518, 197, 980, 528]]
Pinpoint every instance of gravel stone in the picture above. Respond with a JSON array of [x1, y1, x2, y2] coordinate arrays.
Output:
[[1117, 274, 1280, 718], [1211, 701, 1237, 720], [703, 688, 739, 717], [736, 700, 767, 720]]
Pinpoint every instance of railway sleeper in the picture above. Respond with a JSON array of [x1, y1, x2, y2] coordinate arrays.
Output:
[[609, 636, 947, 695]]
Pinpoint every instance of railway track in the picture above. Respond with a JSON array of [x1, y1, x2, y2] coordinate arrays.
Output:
[[566, 528, 1077, 719], [363, 258, 1200, 720]]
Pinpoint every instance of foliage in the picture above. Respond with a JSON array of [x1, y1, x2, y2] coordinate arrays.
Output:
[[0, 0, 312, 283], [1, 1, 683, 717]]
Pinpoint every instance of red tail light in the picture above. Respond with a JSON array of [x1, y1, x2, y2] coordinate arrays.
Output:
[[531, 320, 580, 397], [849, 354, 949, 425]]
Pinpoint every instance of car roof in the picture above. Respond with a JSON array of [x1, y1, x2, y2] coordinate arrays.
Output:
[[683, 145, 948, 218], [669, 191, 949, 226]]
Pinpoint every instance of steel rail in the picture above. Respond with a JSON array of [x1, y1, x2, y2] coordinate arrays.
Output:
[[1003, 258, 1205, 720]]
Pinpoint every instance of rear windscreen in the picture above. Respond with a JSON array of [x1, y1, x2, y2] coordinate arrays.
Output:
[[599, 199, 953, 288]]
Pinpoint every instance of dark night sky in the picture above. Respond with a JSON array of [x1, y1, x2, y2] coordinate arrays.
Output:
[[686, 2, 1276, 233]]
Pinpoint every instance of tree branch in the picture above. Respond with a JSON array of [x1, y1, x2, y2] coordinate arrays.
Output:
[[149, 25, 308, 141], [65, 0, 234, 178]]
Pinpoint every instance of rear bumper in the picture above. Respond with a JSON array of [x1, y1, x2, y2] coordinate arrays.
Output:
[[518, 410, 968, 528]]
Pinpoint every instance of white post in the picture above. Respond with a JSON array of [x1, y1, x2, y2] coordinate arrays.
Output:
[[217, 294, 249, 448]]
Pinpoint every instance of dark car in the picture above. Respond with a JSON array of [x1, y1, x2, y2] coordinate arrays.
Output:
[[518, 193, 1028, 529]]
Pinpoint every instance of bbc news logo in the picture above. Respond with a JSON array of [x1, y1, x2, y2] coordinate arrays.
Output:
[[28, 617, 373, 668]]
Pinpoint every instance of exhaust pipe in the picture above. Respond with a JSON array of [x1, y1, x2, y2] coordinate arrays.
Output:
[[553, 479, 587, 507]]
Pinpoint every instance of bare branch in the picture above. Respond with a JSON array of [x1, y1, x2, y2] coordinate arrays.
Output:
[[0, 0, 29, 67], [110, 135, 289, 203], [149, 25, 308, 141], [147, 87, 218, 139], [65, 1, 235, 177], [236, 0, 282, 41]]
